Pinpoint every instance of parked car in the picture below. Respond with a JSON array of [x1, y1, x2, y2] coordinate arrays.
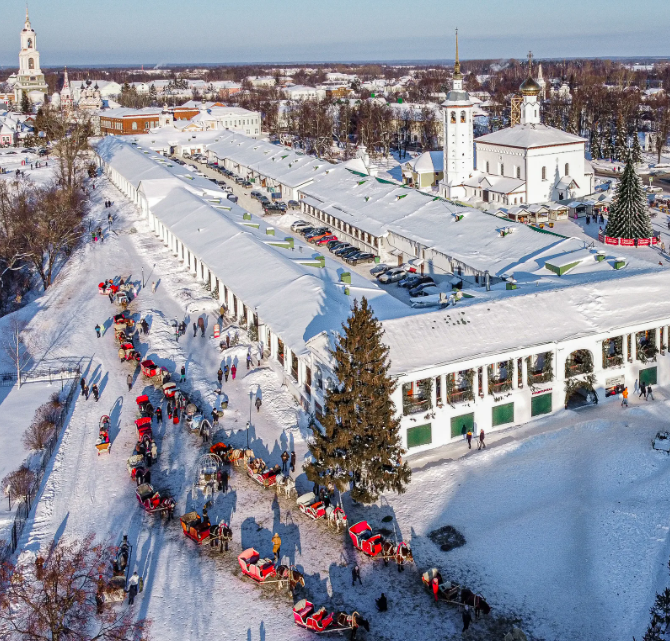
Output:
[[410, 293, 444, 308], [235, 177, 245, 184], [316, 235, 337, 245], [371, 263, 390, 276], [378, 268, 407, 284], [291, 220, 309, 231], [259, 196, 271, 205], [288, 200, 300, 209], [409, 285, 440, 298], [403, 276, 434, 290], [304, 228, 330, 240], [226, 194, 238, 203], [327, 239, 345, 250], [307, 233, 332, 244], [263, 203, 282, 213], [409, 281, 438, 296], [334, 244, 356, 255], [347, 252, 376, 265], [399, 274, 423, 288], [275, 202, 287, 211], [242, 180, 252, 188], [337, 247, 362, 258], [251, 191, 262, 200]]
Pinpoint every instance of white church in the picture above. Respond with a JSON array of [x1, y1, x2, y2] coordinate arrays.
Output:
[[12, 9, 48, 106], [440, 38, 594, 206]]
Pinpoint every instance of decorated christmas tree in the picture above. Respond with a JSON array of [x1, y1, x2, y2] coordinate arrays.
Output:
[[604, 156, 653, 239], [305, 298, 411, 504]]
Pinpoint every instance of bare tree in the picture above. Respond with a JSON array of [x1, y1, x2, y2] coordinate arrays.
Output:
[[650, 94, 670, 163], [0, 534, 150, 641], [1, 466, 35, 504], [2, 317, 31, 387], [23, 399, 61, 451]]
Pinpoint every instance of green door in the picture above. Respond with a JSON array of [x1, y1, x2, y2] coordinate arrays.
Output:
[[451, 413, 474, 438], [639, 367, 657, 386], [492, 402, 514, 427], [531, 393, 552, 417], [407, 423, 432, 448]]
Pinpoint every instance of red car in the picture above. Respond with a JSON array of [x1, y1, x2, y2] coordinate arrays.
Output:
[[315, 235, 337, 245]]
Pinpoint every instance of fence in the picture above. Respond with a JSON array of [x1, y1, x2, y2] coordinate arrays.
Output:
[[0, 365, 81, 388], [7, 373, 80, 554]]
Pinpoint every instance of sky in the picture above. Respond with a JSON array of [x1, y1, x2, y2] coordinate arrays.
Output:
[[1, 0, 670, 67]]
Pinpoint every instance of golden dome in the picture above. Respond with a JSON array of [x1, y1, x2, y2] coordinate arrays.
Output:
[[520, 75, 541, 96]]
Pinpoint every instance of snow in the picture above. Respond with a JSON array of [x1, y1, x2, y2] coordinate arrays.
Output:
[[476, 123, 585, 148]]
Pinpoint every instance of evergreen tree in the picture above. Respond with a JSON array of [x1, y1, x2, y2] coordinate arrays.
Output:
[[149, 83, 158, 105], [614, 116, 628, 161], [590, 128, 602, 160], [649, 587, 670, 638], [631, 131, 644, 164], [20, 91, 31, 115], [604, 155, 653, 239], [305, 298, 411, 504], [603, 130, 615, 160]]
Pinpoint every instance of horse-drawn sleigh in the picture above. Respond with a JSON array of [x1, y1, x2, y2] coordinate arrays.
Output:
[[296, 493, 348, 531], [293, 600, 368, 634], [135, 483, 175, 517], [246, 458, 281, 488], [180, 511, 232, 551], [237, 548, 305, 593], [348, 521, 413, 566], [96, 416, 111, 455], [421, 568, 491, 615]]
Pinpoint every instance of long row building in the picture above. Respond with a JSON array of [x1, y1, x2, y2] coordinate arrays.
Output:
[[95, 132, 670, 456]]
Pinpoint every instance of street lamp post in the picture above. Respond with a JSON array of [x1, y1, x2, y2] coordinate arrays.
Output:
[[141, 266, 144, 288], [247, 391, 253, 449]]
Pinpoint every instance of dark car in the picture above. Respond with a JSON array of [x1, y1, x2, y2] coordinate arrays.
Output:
[[263, 203, 282, 213], [347, 252, 376, 265], [409, 280, 437, 296], [304, 228, 330, 239], [227, 194, 238, 203], [288, 200, 300, 209], [275, 201, 287, 211], [242, 180, 252, 188], [338, 247, 362, 258], [250, 191, 262, 199], [327, 239, 345, 250], [259, 196, 271, 205]]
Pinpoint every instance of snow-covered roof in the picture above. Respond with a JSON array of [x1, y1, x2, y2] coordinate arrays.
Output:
[[476, 124, 585, 149], [98, 107, 163, 118], [383, 270, 670, 375], [407, 151, 443, 174]]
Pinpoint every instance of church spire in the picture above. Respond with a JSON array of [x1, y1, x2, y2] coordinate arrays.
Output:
[[25, 3, 31, 29], [453, 28, 462, 80]]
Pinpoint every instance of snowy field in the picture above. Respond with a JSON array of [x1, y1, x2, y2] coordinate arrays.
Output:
[[4, 171, 670, 641]]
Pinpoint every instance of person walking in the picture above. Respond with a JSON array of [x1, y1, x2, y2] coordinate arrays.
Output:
[[223, 364, 229, 382], [180, 365, 186, 383], [83, 384, 90, 400], [226, 332, 230, 349], [80, 377, 86, 395], [127, 572, 140, 605], [108, 292, 114, 304], [639, 382, 646, 399], [151, 441, 157, 462], [271, 533, 282, 561], [432, 576, 440, 603], [281, 450, 289, 473], [95, 324, 101, 338], [466, 430, 473, 450], [220, 468, 228, 493], [462, 604, 472, 632], [351, 565, 362, 586], [217, 368, 223, 385], [231, 364, 237, 381], [193, 322, 197, 338], [290, 450, 296, 473], [246, 352, 252, 370], [151, 281, 156, 294], [255, 396, 262, 412], [197, 317, 205, 337], [211, 408, 219, 425], [375, 593, 388, 612], [478, 429, 486, 450], [647, 384, 655, 401], [621, 386, 629, 407], [461, 424, 467, 441], [155, 406, 163, 423]]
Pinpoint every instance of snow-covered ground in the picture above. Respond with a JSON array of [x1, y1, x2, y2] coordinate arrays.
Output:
[[5, 170, 670, 641]]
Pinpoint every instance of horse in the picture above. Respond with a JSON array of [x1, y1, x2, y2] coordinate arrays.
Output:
[[212, 522, 232, 552], [380, 540, 413, 567], [325, 506, 347, 531], [276, 474, 296, 498], [460, 587, 491, 616], [276, 565, 305, 593]]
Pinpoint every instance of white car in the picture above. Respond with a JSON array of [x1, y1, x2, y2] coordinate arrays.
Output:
[[378, 268, 406, 284], [370, 263, 389, 276]]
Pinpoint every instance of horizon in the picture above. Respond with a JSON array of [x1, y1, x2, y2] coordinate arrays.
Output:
[[1, 0, 669, 68]]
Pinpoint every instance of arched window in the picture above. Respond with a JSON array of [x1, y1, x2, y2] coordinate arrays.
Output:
[[28, 58, 34, 70], [450, 111, 456, 124], [460, 110, 466, 123], [565, 163, 570, 176], [542, 166, 546, 180]]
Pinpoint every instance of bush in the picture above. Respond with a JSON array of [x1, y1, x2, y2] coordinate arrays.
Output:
[[23, 419, 56, 451], [2, 465, 36, 502]]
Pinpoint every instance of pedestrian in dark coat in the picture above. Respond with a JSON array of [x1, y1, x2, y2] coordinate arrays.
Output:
[[224, 364, 229, 382], [462, 605, 472, 632], [193, 322, 197, 337], [255, 396, 262, 412], [95, 324, 101, 338], [198, 317, 205, 337], [351, 565, 362, 586], [83, 385, 90, 400], [220, 469, 229, 493], [478, 429, 486, 450], [211, 408, 219, 425], [281, 450, 289, 472], [155, 407, 163, 423], [217, 368, 223, 384], [80, 377, 86, 394], [639, 382, 646, 399], [91, 384, 99, 402], [226, 333, 230, 349], [180, 365, 186, 383], [246, 353, 252, 369], [461, 424, 467, 440], [290, 450, 296, 473], [127, 374, 133, 392], [375, 593, 388, 612], [108, 292, 114, 304]]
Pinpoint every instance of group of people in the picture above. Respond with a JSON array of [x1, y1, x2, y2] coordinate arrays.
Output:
[[79, 377, 100, 402], [462, 426, 486, 451]]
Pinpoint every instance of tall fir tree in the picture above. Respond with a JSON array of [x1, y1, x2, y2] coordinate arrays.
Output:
[[20, 91, 31, 115], [631, 131, 644, 164], [604, 155, 653, 239], [149, 84, 158, 105], [305, 298, 411, 504], [603, 128, 615, 160], [590, 128, 602, 160], [614, 117, 628, 161]]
